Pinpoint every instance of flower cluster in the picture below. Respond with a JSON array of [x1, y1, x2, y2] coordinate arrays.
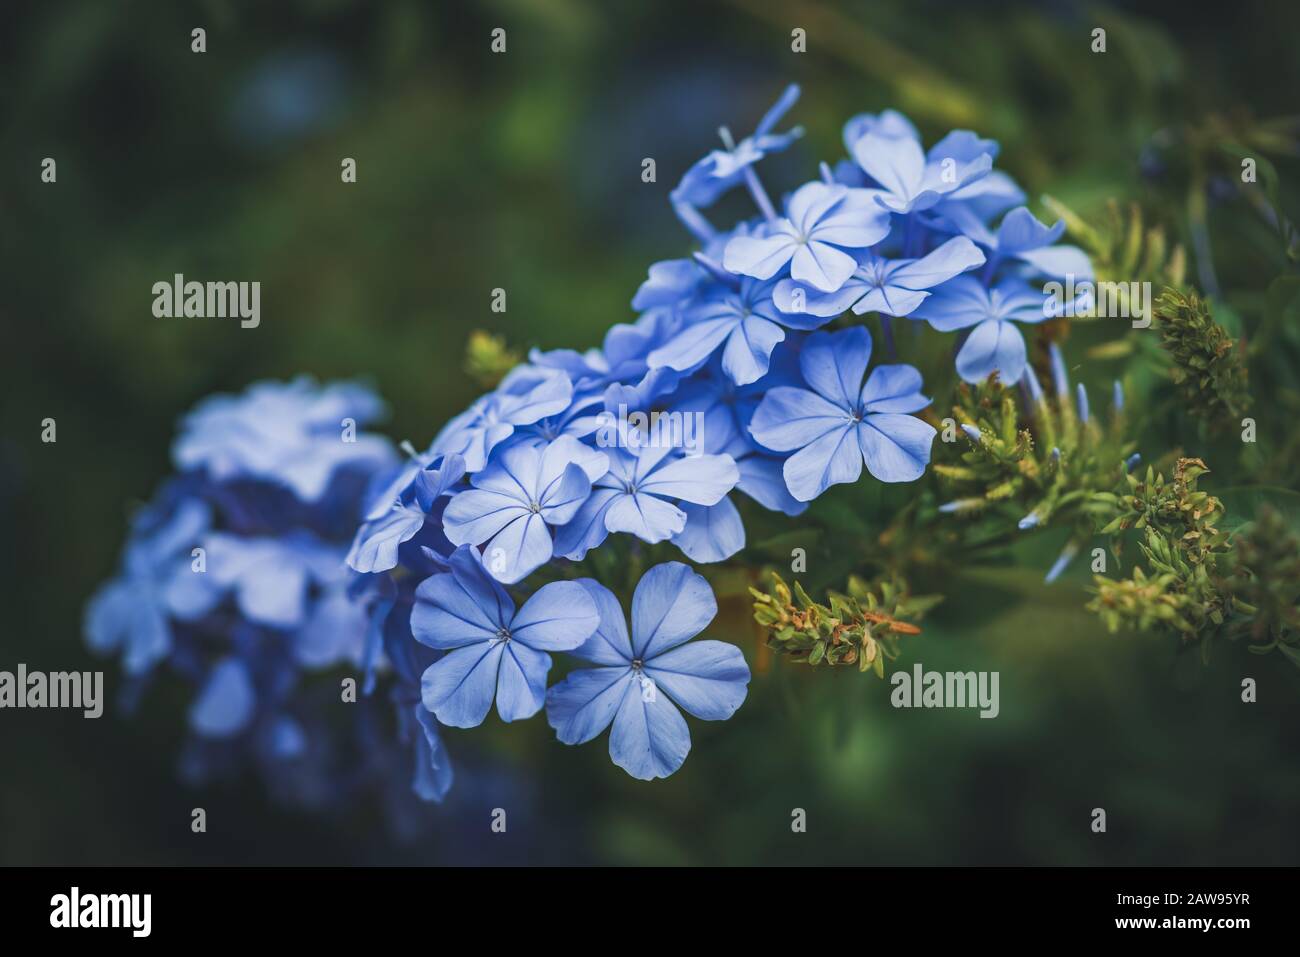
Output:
[[85, 378, 398, 796], [87, 86, 1110, 807], [346, 85, 1102, 785]]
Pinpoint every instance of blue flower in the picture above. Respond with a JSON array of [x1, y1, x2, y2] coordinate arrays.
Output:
[[201, 531, 344, 630], [852, 129, 994, 215], [910, 275, 1047, 383], [960, 206, 1094, 282], [346, 452, 465, 575], [671, 83, 803, 209], [411, 546, 600, 727], [646, 275, 791, 385], [430, 366, 572, 472], [723, 182, 892, 292], [551, 443, 739, 559], [852, 128, 993, 213], [442, 436, 606, 584], [546, 562, 750, 780], [173, 377, 394, 502], [85, 489, 216, 674], [774, 235, 984, 319], [749, 326, 936, 501]]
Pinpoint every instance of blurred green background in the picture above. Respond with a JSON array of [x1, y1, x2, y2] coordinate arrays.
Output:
[[2, 0, 1298, 865]]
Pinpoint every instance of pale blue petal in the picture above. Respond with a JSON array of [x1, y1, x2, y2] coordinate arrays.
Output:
[[569, 579, 634, 664], [859, 363, 930, 413], [495, 642, 552, 722], [631, 561, 718, 659], [443, 489, 529, 547], [481, 510, 552, 584], [852, 132, 924, 202], [790, 240, 858, 292], [736, 454, 809, 515], [410, 546, 513, 649], [546, 665, 634, 744], [420, 642, 503, 728], [722, 233, 795, 280], [774, 277, 865, 319], [671, 498, 745, 563], [647, 316, 735, 373], [639, 453, 738, 505], [538, 462, 593, 525], [551, 487, 618, 560], [910, 275, 992, 331], [644, 639, 751, 720], [608, 680, 691, 780], [799, 327, 871, 408], [189, 658, 255, 738], [720, 316, 785, 385], [889, 236, 985, 289], [604, 491, 686, 543], [749, 386, 847, 452], [852, 285, 930, 317], [782, 422, 861, 501], [346, 505, 427, 573], [955, 319, 1027, 383], [857, 414, 936, 482], [510, 579, 600, 651]]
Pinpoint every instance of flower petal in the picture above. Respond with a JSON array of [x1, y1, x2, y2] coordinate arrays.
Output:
[[888, 236, 985, 289], [644, 639, 751, 720], [604, 491, 687, 543], [859, 363, 930, 413], [852, 132, 925, 202], [857, 413, 936, 482], [189, 658, 255, 738], [510, 579, 600, 651], [495, 641, 552, 722], [781, 421, 861, 501], [722, 233, 796, 280], [420, 642, 503, 728], [749, 386, 847, 453], [410, 546, 513, 650], [608, 678, 692, 780], [569, 579, 634, 664], [546, 665, 634, 744], [955, 318, 1027, 383], [631, 561, 718, 660], [551, 487, 619, 560], [791, 240, 858, 292], [639, 452, 738, 505], [799, 326, 871, 408], [670, 498, 746, 563]]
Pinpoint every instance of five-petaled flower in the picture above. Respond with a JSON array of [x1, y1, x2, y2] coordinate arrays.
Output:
[[723, 182, 891, 292], [911, 275, 1047, 383], [749, 326, 936, 501], [442, 436, 606, 583], [412, 546, 600, 727], [546, 562, 750, 780]]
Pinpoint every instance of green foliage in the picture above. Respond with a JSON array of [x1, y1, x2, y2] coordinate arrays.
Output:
[[1224, 505, 1300, 663], [1043, 196, 1187, 292], [1087, 460, 1300, 667], [750, 572, 940, 675], [1153, 289, 1251, 429], [933, 375, 1135, 539]]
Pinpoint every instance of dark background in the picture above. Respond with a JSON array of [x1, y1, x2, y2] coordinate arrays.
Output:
[[2, 0, 1298, 865]]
